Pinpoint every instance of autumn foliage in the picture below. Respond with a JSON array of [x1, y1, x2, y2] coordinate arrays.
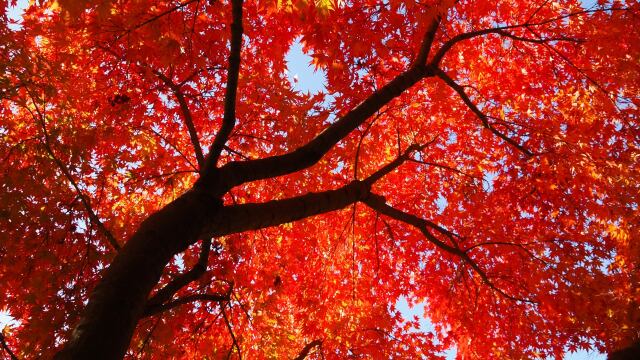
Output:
[[1, 0, 639, 358]]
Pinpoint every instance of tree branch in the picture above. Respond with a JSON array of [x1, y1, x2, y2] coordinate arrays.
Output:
[[112, 0, 199, 42], [145, 238, 212, 310], [428, 8, 624, 67], [363, 195, 535, 303], [200, 64, 432, 193], [0, 333, 19, 360], [204, 0, 245, 170], [206, 144, 428, 238], [131, 124, 199, 172], [221, 303, 242, 360], [293, 339, 323, 360], [24, 93, 120, 251], [143, 292, 230, 317], [154, 71, 205, 169], [414, 16, 441, 66], [432, 67, 534, 156]]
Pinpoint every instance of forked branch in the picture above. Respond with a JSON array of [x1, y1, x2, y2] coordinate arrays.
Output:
[[145, 238, 212, 310], [206, 65, 433, 193], [197, 22, 445, 193], [433, 67, 534, 156], [429, 7, 624, 67], [363, 195, 535, 303], [206, 144, 430, 238], [154, 71, 205, 169]]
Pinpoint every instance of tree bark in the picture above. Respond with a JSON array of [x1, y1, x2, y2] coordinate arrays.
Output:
[[54, 189, 222, 359]]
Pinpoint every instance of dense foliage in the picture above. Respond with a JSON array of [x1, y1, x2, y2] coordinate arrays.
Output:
[[1, 0, 639, 358]]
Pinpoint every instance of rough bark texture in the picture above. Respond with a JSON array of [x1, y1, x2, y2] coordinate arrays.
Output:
[[54, 190, 222, 359]]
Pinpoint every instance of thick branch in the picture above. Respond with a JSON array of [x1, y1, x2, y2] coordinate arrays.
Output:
[[145, 238, 212, 310], [201, 64, 432, 193], [154, 71, 205, 169], [293, 340, 323, 360], [209, 180, 372, 237], [205, 0, 245, 170], [433, 67, 534, 156], [206, 145, 426, 238]]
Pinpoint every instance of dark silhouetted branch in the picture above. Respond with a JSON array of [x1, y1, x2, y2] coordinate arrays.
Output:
[[143, 292, 230, 317], [206, 144, 429, 238], [429, 7, 626, 67], [145, 238, 212, 311], [154, 71, 205, 169], [414, 16, 441, 66], [0, 333, 19, 360], [363, 195, 535, 303], [433, 67, 534, 156], [203, 65, 432, 193], [293, 339, 323, 360], [205, 0, 245, 169]]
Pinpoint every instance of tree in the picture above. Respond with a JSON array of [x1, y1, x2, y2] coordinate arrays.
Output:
[[1, 0, 639, 358]]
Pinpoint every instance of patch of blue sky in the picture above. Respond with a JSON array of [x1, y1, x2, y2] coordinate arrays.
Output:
[[396, 297, 457, 359], [0, 310, 19, 328], [285, 39, 327, 95], [436, 193, 448, 213], [6, 0, 28, 30], [483, 170, 498, 192], [580, 0, 599, 10]]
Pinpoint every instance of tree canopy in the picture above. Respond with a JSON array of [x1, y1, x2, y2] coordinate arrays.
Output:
[[1, 0, 639, 358]]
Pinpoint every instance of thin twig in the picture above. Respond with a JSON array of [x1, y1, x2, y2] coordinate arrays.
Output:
[[24, 91, 120, 251], [144, 292, 230, 317], [293, 339, 323, 360], [364, 195, 536, 303], [0, 333, 19, 360], [154, 70, 205, 169], [221, 302, 242, 360], [433, 67, 534, 156], [112, 0, 199, 43]]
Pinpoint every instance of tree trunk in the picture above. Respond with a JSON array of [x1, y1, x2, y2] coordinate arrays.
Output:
[[54, 177, 372, 358], [54, 189, 222, 360], [608, 340, 640, 360]]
